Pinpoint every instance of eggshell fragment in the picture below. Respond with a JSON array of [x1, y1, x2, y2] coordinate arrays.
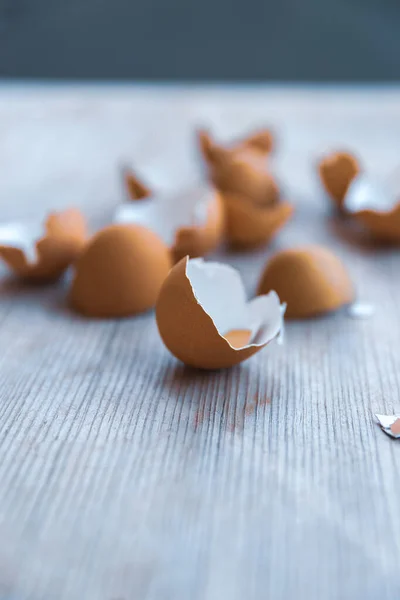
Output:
[[156, 256, 284, 370], [318, 152, 360, 210], [224, 195, 294, 249], [375, 414, 400, 439], [344, 174, 400, 243], [70, 224, 171, 318], [115, 184, 224, 262], [257, 245, 354, 319], [198, 129, 279, 205], [0, 209, 87, 282], [198, 129, 292, 248], [122, 167, 152, 200]]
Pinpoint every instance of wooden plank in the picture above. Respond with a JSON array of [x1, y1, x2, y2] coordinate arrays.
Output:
[[0, 85, 399, 600]]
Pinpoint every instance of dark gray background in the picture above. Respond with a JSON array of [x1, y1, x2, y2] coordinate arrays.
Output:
[[0, 0, 400, 80]]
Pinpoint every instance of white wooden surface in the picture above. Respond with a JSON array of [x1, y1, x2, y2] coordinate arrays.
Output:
[[0, 85, 400, 600]]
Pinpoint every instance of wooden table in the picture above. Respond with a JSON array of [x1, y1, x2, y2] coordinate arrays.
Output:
[[0, 85, 399, 600]]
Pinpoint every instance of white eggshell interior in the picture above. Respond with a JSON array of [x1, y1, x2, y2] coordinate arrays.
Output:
[[186, 258, 284, 348], [0, 221, 44, 264], [344, 174, 398, 213], [114, 185, 213, 247]]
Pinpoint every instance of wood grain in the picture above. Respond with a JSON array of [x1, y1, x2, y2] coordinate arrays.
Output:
[[0, 85, 400, 600]]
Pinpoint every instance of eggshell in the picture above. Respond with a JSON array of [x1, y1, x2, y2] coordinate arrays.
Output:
[[223, 195, 294, 249], [0, 209, 87, 282], [115, 185, 224, 262], [318, 152, 360, 210], [344, 174, 400, 243], [122, 167, 152, 200], [156, 256, 284, 370], [257, 245, 354, 319], [198, 129, 279, 205], [70, 224, 171, 318]]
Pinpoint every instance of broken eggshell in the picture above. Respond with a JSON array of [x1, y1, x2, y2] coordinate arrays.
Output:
[[0, 209, 87, 282], [375, 414, 400, 439], [70, 224, 171, 318], [343, 174, 400, 243], [257, 245, 354, 319], [115, 183, 224, 263], [223, 194, 294, 249], [198, 129, 293, 248], [198, 128, 279, 205], [156, 256, 285, 370], [122, 166, 152, 201], [318, 151, 360, 211]]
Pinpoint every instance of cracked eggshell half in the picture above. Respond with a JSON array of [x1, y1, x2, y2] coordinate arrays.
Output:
[[257, 245, 354, 319], [343, 174, 400, 242], [223, 194, 294, 249], [70, 224, 171, 318], [318, 151, 360, 211], [156, 256, 284, 370], [198, 129, 279, 206], [0, 208, 87, 282], [115, 184, 224, 263]]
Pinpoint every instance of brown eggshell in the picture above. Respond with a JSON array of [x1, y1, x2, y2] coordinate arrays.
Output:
[[234, 129, 275, 156], [0, 209, 87, 282], [156, 256, 283, 370], [198, 129, 279, 205], [223, 195, 293, 249], [172, 191, 225, 262], [70, 224, 171, 318], [351, 204, 400, 243], [123, 168, 152, 200], [257, 245, 354, 319], [318, 152, 360, 210]]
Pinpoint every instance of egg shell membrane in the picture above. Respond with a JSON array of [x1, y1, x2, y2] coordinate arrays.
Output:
[[70, 224, 171, 318], [319, 152, 360, 210], [257, 245, 354, 319], [172, 192, 225, 262], [123, 169, 152, 200], [223, 195, 294, 248], [156, 257, 282, 370], [0, 209, 87, 282], [198, 130, 278, 205]]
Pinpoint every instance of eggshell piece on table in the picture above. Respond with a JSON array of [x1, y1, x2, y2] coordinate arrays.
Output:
[[70, 224, 171, 318], [0, 208, 87, 282], [156, 256, 284, 370], [343, 174, 400, 243], [122, 167, 152, 200], [198, 129, 279, 206], [318, 152, 360, 211], [115, 185, 224, 263], [224, 195, 294, 249], [257, 245, 354, 319]]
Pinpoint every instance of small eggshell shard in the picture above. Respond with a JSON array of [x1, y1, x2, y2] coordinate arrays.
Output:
[[318, 151, 360, 210], [375, 414, 400, 439], [257, 245, 354, 319], [122, 167, 152, 200], [0, 209, 87, 282], [70, 224, 171, 318], [156, 256, 284, 370], [114, 185, 224, 262], [224, 196, 294, 249], [344, 174, 400, 243], [198, 129, 279, 206]]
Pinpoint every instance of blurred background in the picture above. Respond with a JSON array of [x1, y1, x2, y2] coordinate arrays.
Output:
[[1, 0, 400, 80]]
